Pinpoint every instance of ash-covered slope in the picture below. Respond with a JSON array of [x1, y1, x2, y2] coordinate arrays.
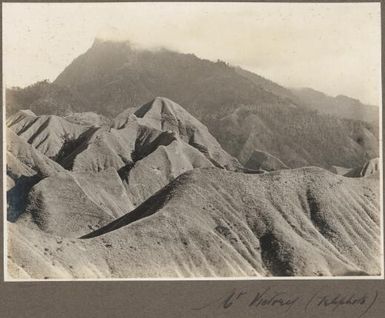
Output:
[[6, 98, 242, 225], [7, 107, 137, 174], [56, 125, 138, 173], [132, 97, 241, 170], [7, 110, 88, 159], [8, 167, 381, 279], [18, 97, 242, 175], [52, 97, 241, 206], [6, 128, 67, 222], [123, 135, 214, 207], [18, 168, 132, 238], [6, 129, 65, 181], [7, 128, 135, 237], [112, 97, 242, 205]]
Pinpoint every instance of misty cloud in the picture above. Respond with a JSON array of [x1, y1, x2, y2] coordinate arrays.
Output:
[[3, 2, 381, 105]]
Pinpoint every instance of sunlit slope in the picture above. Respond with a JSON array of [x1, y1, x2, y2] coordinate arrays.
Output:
[[8, 167, 381, 278]]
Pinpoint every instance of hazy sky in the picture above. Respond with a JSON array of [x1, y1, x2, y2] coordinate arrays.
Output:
[[3, 2, 381, 105]]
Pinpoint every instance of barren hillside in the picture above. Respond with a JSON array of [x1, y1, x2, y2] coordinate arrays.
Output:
[[8, 167, 381, 278]]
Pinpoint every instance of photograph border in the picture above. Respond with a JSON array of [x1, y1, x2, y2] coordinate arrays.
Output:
[[1, 0, 385, 317]]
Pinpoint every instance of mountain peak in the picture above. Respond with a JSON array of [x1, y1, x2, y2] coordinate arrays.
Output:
[[134, 97, 186, 119]]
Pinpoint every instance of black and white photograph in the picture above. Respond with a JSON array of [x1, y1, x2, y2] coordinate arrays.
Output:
[[3, 2, 383, 280]]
